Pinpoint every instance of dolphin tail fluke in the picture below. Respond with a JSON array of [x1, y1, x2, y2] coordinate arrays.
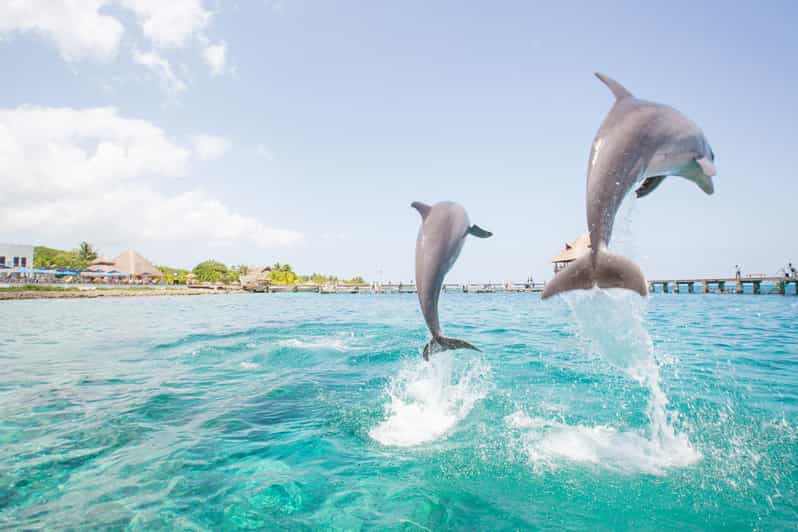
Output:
[[423, 336, 480, 360], [541, 250, 647, 300]]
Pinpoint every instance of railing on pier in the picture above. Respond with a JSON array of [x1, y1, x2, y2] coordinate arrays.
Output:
[[648, 276, 798, 295]]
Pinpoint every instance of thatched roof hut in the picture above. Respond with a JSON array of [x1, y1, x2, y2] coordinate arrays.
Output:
[[112, 250, 163, 278], [91, 256, 114, 266], [87, 256, 117, 273], [551, 233, 590, 273], [240, 265, 272, 292]]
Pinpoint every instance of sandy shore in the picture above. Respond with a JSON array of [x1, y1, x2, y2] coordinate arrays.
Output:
[[0, 287, 246, 301]]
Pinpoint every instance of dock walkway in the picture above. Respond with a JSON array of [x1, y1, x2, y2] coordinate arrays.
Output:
[[649, 276, 798, 295]]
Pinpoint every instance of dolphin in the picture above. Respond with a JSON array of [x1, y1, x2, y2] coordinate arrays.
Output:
[[542, 73, 717, 299], [412, 200, 492, 360]]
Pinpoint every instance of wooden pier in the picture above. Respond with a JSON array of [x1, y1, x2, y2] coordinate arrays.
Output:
[[649, 276, 798, 295], [310, 282, 546, 295], [245, 277, 798, 296]]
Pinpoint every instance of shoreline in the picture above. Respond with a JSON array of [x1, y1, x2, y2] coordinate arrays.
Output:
[[0, 287, 245, 301]]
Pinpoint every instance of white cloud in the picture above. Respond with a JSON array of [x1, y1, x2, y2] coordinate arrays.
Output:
[[0, 106, 303, 254], [203, 41, 227, 76], [119, 0, 210, 48], [0, 1, 223, 94], [192, 134, 231, 161], [0, 0, 124, 63], [265, 0, 285, 13], [0, 187, 303, 250], [256, 144, 275, 161], [132, 49, 187, 96], [0, 106, 189, 199]]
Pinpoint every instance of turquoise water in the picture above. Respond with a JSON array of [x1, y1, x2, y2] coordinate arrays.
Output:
[[1, 292, 796, 529]]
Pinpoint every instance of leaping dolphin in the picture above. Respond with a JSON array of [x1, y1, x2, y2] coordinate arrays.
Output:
[[542, 73, 717, 299], [412, 201, 492, 360]]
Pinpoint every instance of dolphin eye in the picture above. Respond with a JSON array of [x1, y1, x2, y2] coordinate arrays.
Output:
[[709, 146, 715, 161]]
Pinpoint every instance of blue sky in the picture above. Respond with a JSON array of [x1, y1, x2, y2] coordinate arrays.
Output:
[[1, 1, 795, 283]]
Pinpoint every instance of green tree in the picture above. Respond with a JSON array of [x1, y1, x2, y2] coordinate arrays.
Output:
[[34, 246, 60, 268], [34, 246, 88, 270], [78, 241, 98, 263], [191, 260, 241, 284], [192, 260, 229, 283], [158, 265, 189, 285], [268, 267, 298, 285]]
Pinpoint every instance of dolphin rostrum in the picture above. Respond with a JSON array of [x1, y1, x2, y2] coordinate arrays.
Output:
[[542, 73, 717, 299], [412, 201, 492, 360]]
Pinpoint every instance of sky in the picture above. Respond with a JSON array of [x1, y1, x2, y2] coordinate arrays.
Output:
[[0, 1, 795, 284]]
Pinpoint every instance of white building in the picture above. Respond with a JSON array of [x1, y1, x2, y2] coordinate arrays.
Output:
[[0, 243, 34, 269]]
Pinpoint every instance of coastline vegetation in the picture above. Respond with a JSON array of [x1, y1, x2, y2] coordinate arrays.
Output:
[[157, 266, 190, 285], [25, 243, 366, 287], [190, 261, 242, 284], [34, 242, 98, 270], [266, 263, 364, 285]]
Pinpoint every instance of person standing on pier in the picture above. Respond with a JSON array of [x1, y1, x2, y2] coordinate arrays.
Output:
[[785, 262, 795, 279]]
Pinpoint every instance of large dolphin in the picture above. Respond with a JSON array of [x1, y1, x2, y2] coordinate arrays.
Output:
[[542, 73, 717, 299], [412, 201, 492, 360]]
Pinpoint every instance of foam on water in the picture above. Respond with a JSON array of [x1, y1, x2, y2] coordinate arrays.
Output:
[[513, 288, 701, 474], [506, 411, 698, 474], [276, 336, 351, 351], [370, 352, 491, 447]]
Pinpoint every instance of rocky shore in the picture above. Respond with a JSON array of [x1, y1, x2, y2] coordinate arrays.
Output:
[[0, 287, 245, 301]]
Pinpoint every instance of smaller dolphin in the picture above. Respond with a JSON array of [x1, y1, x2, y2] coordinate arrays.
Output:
[[412, 201, 492, 360], [542, 73, 717, 299]]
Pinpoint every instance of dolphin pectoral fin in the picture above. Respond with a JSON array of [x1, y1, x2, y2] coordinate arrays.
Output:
[[467, 225, 492, 238], [635, 176, 667, 198], [423, 336, 480, 360], [542, 250, 647, 299], [595, 72, 633, 100], [411, 201, 431, 220]]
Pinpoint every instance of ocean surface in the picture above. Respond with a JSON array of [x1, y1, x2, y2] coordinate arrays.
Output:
[[1, 291, 796, 530]]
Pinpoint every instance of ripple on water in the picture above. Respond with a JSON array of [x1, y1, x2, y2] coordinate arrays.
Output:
[[0, 293, 796, 528]]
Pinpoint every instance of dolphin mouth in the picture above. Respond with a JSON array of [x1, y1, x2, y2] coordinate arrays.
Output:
[[698, 176, 715, 195]]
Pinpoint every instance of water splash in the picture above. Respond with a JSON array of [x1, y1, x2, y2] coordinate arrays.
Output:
[[513, 288, 701, 474], [370, 352, 491, 447], [611, 191, 640, 260], [506, 410, 698, 474]]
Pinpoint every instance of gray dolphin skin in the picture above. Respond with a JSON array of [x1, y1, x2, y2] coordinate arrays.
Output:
[[412, 201, 492, 360], [542, 73, 717, 299]]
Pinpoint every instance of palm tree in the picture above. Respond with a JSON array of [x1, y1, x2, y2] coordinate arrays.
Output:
[[78, 241, 98, 263]]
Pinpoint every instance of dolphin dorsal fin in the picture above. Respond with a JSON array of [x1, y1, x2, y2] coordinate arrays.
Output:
[[595, 72, 633, 100], [411, 201, 431, 220]]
